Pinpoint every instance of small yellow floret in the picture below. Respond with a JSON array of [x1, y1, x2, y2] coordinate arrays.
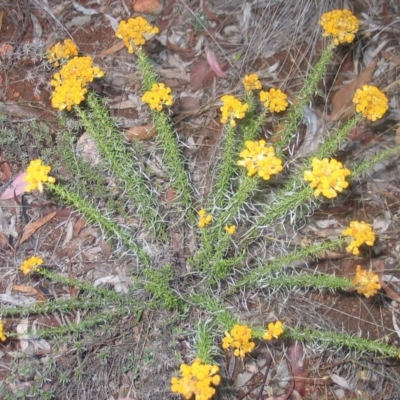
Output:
[[222, 324, 255, 358], [24, 159, 56, 192], [237, 140, 283, 181], [220, 95, 249, 127], [319, 9, 359, 45], [224, 225, 236, 235], [198, 209, 212, 228], [342, 221, 375, 255], [171, 358, 220, 400], [243, 74, 262, 92], [20, 256, 44, 275], [262, 321, 284, 341], [353, 265, 381, 298], [50, 56, 104, 111], [259, 88, 288, 112], [353, 85, 388, 121], [142, 83, 173, 112], [116, 17, 159, 53], [304, 158, 350, 199], [0, 321, 6, 341], [47, 39, 79, 66]]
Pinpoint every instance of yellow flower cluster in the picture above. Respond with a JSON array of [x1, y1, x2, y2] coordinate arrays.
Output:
[[224, 225, 236, 235], [220, 95, 249, 127], [47, 39, 79, 66], [304, 158, 350, 199], [353, 85, 388, 121], [259, 88, 288, 113], [243, 74, 262, 92], [353, 265, 381, 298], [262, 321, 284, 341], [0, 321, 6, 341], [171, 358, 221, 400], [319, 9, 359, 45], [342, 221, 375, 255], [141, 83, 173, 112], [24, 159, 56, 192], [198, 209, 212, 228], [222, 324, 255, 358], [51, 56, 104, 111], [116, 17, 159, 54], [237, 140, 283, 181], [20, 256, 44, 275]]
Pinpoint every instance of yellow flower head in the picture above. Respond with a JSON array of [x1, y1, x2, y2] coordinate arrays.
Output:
[[20, 256, 44, 275], [353, 265, 381, 298], [116, 17, 159, 53], [198, 209, 212, 228], [342, 221, 375, 255], [262, 321, 284, 341], [243, 74, 262, 92], [171, 358, 220, 400], [0, 321, 6, 341], [220, 95, 249, 127], [51, 78, 88, 111], [222, 324, 255, 358], [24, 159, 56, 192], [47, 39, 79, 66], [304, 158, 350, 199], [224, 225, 236, 235], [50, 56, 104, 111], [237, 140, 283, 181], [353, 85, 388, 121], [319, 9, 359, 45], [142, 83, 173, 112], [259, 88, 288, 113]]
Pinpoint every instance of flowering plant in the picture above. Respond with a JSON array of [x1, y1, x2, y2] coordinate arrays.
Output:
[[141, 83, 173, 111], [0, 322, 6, 341], [353, 266, 381, 298], [319, 9, 359, 45], [342, 221, 375, 255], [353, 85, 388, 121], [263, 321, 284, 341], [259, 88, 288, 113], [220, 95, 249, 127], [116, 17, 159, 53], [47, 39, 79, 66], [198, 209, 212, 228], [170, 358, 220, 400], [222, 324, 255, 357], [304, 158, 350, 199], [237, 140, 283, 180], [20, 256, 44, 275], [24, 159, 56, 192], [243, 74, 262, 92]]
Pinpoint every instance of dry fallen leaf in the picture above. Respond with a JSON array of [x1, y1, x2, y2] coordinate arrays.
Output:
[[96, 41, 125, 57], [73, 216, 86, 237], [0, 160, 11, 182], [12, 285, 47, 302], [133, 0, 162, 13], [330, 59, 377, 122], [0, 43, 13, 56], [20, 211, 57, 244], [190, 59, 215, 91], [124, 123, 156, 141]]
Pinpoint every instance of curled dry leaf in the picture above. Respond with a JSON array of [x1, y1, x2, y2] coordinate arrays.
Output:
[[125, 123, 156, 141], [287, 340, 307, 396], [0, 172, 27, 200], [206, 48, 228, 78], [20, 211, 57, 244], [133, 0, 162, 14]]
